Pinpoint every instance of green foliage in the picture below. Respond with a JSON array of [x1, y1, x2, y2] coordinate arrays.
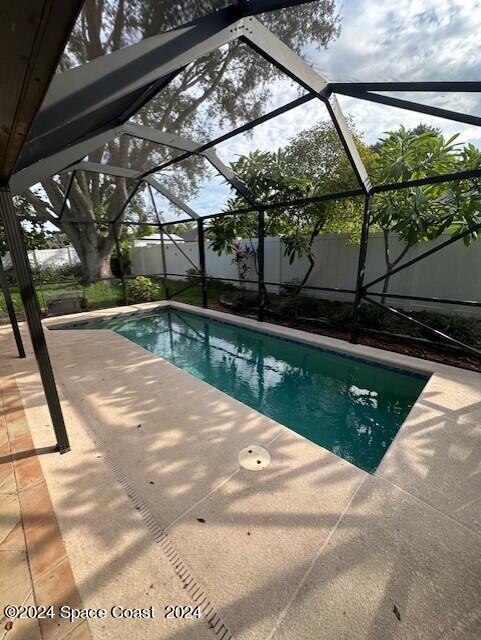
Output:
[[30, 264, 83, 284], [0, 218, 56, 256], [127, 276, 162, 303], [415, 311, 480, 344], [209, 121, 374, 276], [370, 126, 481, 299], [278, 295, 322, 319], [372, 126, 481, 246], [357, 304, 387, 330], [186, 267, 201, 284]]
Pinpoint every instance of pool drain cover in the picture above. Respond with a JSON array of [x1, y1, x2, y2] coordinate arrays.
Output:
[[239, 445, 271, 471]]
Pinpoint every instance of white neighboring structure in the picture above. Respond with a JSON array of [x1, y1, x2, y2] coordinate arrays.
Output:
[[3, 246, 80, 270], [132, 233, 183, 247]]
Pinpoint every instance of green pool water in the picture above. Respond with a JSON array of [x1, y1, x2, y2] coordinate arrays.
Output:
[[68, 309, 427, 472]]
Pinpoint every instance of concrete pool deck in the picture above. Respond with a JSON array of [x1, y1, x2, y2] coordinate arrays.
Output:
[[0, 300, 480, 639]]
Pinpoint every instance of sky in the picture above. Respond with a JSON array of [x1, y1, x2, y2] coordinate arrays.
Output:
[[181, 0, 481, 218]]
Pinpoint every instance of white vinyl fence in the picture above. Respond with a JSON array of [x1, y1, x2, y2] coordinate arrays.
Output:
[[2, 246, 80, 271], [129, 232, 481, 316]]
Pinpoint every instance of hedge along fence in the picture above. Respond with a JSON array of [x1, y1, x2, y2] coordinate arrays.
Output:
[[129, 232, 481, 317]]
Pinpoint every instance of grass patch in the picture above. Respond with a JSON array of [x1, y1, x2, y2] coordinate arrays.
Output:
[[0, 277, 229, 315]]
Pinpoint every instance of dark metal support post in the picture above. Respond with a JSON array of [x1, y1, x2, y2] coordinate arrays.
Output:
[[146, 184, 169, 299], [0, 186, 69, 453], [197, 219, 208, 308], [159, 227, 170, 300], [257, 209, 266, 322], [0, 254, 25, 358], [351, 194, 371, 343], [58, 171, 76, 220], [113, 224, 127, 305]]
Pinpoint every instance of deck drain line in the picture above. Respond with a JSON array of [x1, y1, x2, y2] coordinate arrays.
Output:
[[239, 445, 271, 471], [100, 451, 235, 640]]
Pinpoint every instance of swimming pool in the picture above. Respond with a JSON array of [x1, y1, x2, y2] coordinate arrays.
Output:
[[64, 308, 427, 472]]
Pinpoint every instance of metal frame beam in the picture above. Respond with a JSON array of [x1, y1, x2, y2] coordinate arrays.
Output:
[[11, 96, 314, 195], [58, 170, 77, 220], [365, 219, 481, 291], [240, 18, 371, 193], [332, 86, 481, 129], [147, 184, 170, 299], [113, 223, 127, 305], [17, 7, 245, 171], [240, 0, 321, 15], [372, 168, 481, 193], [148, 187, 365, 227], [145, 177, 200, 220], [197, 219, 208, 308], [0, 186, 70, 452], [123, 123, 256, 202], [329, 82, 481, 93], [257, 209, 266, 321], [350, 194, 371, 343], [58, 161, 200, 221], [111, 182, 143, 224], [0, 254, 26, 358], [161, 228, 200, 271], [365, 296, 481, 359]]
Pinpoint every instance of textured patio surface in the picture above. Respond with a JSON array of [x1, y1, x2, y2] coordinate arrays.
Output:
[[0, 367, 90, 640], [0, 301, 480, 639]]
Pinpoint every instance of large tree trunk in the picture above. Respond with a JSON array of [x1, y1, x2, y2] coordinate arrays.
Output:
[[63, 221, 116, 283], [81, 242, 114, 283]]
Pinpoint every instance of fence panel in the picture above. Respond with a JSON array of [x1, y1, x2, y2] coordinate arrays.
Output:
[[128, 232, 481, 315]]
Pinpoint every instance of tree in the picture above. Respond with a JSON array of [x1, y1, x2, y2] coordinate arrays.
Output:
[[209, 121, 375, 294], [19, 0, 340, 283], [371, 125, 481, 302], [0, 220, 56, 257]]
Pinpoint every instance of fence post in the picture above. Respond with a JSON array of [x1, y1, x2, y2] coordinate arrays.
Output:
[[351, 194, 371, 343], [0, 254, 25, 358], [0, 185, 70, 453], [257, 209, 266, 321], [198, 219, 208, 308]]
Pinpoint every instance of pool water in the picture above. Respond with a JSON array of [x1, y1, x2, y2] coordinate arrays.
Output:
[[69, 309, 427, 472]]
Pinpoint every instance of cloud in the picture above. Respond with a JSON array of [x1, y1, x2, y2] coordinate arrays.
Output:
[[180, 0, 481, 212], [305, 0, 481, 144], [309, 0, 481, 83], [217, 0, 481, 153]]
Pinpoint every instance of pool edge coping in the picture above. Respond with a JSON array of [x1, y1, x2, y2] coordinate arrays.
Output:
[[41, 300, 481, 480], [43, 299, 476, 381]]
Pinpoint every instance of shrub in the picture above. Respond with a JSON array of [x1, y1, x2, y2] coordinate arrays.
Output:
[[279, 278, 301, 296], [31, 263, 83, 283], [220, 289, 258, 310], [127, 276, 162, 303], [357, 303, 386, 330], [186, 267, 201, 284], [278, 295, 321, 319], [415, 311, 480, 344], [329, 305, 353, 329]]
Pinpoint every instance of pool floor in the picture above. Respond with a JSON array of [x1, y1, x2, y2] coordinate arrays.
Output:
[[69, 309, 427, 472]]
